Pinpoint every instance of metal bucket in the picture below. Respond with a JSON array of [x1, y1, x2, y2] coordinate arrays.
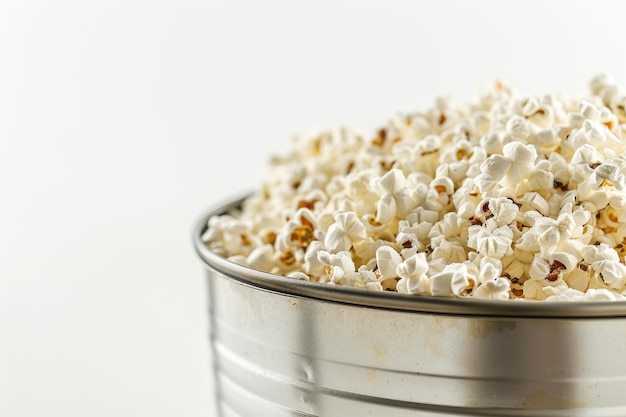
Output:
[[194, 197, 626, 417]]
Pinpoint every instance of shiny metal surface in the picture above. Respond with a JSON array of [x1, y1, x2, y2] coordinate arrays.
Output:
[[195, 196, 626, 416]]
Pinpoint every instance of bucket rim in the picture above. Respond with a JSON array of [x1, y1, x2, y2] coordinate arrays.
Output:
[[193, 193, 626, 318]]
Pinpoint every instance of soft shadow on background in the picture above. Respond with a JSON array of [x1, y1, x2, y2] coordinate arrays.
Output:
[[1, 1, 625, 416]]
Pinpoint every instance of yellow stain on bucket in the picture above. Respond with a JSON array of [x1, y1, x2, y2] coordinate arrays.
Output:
[[522, 390, 588, 409], [467, 320, 517, 340]]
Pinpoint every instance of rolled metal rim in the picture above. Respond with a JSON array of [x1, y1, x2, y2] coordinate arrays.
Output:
[[194, 193, 626, 318]]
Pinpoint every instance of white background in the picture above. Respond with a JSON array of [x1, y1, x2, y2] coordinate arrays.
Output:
[[1, 1, 625, 416]]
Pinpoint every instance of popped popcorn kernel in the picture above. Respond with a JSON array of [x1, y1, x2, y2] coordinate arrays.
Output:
[[205, 75, 626, 301]]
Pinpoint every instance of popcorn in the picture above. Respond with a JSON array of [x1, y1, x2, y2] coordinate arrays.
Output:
[[303, 240, 326, 276], [396, 253, 430, 295], [545, 287, 585, 302], [246, 244, 276, 271], [583, 244, 626, 290], [275, 208, 318, 253], [590, 162, 626, 190], [317, 250, 363, 287], [374, 169, 417, 224], [396, 232, 421, 259], [287, 271, 310, 281], [583, 288, 626, 302], [205, 75, 626, 302], [473, 276, 511, 300], [375, 245, 402, 282], [522, 192, 550, 216], [467, 219, 514, 259], [324, 211, 367, 253], [430, 239, 467, 263], [486, 197, 519, 226], [430, 262, 478, 297]]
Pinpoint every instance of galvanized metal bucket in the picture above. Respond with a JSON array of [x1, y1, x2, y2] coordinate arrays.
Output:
[[194, 197, 626, 417]]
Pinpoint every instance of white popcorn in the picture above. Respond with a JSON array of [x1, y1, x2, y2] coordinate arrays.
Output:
[[275, 208, 318, 253], [247, 244, 276, 272], [427, 257, 448, 277], [374, 169, 417, 223], [526, 162, 555, 193], [204, 215, 259, 257], [473, 277, 511, 300], [428, 212, 470, 244], [507, 113, 533, 136], [467, 219, 514, 259], [480, 154, 511, 183], [473, 172, 499, 195], [431, 176, 455, 196], [303, 240, 326, 277], [362, 213, 388, 234], [487, 197, 520, 226], [429, 266, 458, 297], [450, 264, 479, 297], [398, 220, 432, 250], [479, 133, 504, 155], [352, 238, 387, 265], [227, 255, 248, 267], [523, 279, 569, 300], [287, 271, 310, 281], [564, 267, 591, 292], [501, 248, 532, 281], [430, 262, 478, 297], [359, 267, 384, 292], [522, 192, 550, 216], [593, 261, 626, 290], [396, 252, 428, 279], [345, 173, 379, 216], [405, 206, 440, 225], [503, 142, 537, 181], [549, 152, 570, 187], [532, 128, 560, 152], [324, 211, 367, 253], [430, 238, 467, 263], [583, 288, 626, 302], [396, 253, 430, 295], [396, 232, 421, 259], [590, 162, 626, 190], [436, 143, 481, 185], [545, 288, 585, 302], [205, 75, 626, 302], [528, 255, 551, 281], [478, 255, 503, 277], [548, 251, 578, 274], [317, 250, 362, 287], [589, 74, 613, 95], [582, 244, 626, 290], [376, 245, 403, 281], [516, 210, 588, 268], [423, 185, 452, 213]]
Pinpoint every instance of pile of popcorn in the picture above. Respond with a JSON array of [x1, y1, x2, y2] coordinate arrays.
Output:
[[204, 75, 626, 302]]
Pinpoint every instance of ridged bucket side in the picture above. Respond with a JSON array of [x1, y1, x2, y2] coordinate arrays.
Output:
[[206, 267, 626, 417]]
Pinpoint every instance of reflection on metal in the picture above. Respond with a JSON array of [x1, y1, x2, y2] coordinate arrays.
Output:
[[195, 196, 626, 416]]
